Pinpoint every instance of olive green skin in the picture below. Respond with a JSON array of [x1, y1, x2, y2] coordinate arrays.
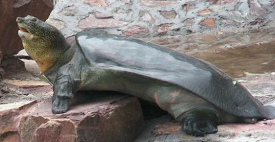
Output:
[[17, 16, 275, 137]]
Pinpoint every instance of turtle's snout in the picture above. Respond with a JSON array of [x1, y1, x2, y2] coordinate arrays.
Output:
[[16, 17, 23, 23], [16, 15, 37, 23]]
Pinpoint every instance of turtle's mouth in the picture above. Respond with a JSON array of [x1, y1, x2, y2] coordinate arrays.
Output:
[[17, 24, 34, 40], [16, 17, 34, 40], [18, 25, 29, 33]]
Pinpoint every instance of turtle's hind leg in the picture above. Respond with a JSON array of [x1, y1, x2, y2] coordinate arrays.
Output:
[[149, 85, 222, 137], [178, 109, 218, 137]]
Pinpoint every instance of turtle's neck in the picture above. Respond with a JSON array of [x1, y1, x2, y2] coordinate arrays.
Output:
[[40, 45, 76, 84], [23, 39, 71, 73]]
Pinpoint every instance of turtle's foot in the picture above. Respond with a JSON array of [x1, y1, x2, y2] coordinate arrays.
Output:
[[179, 110, 218, 137], [52, 98, 70, 114], [182, 116, 218, 137]]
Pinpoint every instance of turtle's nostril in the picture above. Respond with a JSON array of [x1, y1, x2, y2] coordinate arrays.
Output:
[[16, 17, 23, 23]]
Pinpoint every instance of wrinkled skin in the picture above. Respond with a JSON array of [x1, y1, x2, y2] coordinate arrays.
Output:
[[17, 16, 275, 137]]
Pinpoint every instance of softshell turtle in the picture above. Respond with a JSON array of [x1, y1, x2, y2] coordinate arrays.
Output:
[[16, 15, 275, 136]]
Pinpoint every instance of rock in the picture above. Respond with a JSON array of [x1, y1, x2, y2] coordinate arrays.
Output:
[[0, 93, 144, 142], [140, 11, 152, 21], [1, 57, 25, 71], [3, 79, 51, 94], [156, 24, 172, 34], [94, 12, 113, 19], [181, 1, 196, 12], [206, 0, 234, 4], [221, 19, 238, 26], [139, 11, 155, 26], [79, 14, 128, 29], [182, 18, 195, 25], [238, 2, 250, 16], [0, 0, 53, 66], [46, 19, 66, 30], [198, 9, 212, 16], [60, 6, 78, 16], [153, 122, 181, 135], [159, 10, 177, 19], [200, 18, 216, 27], [248, 0, 266, 17], [139, 0, 176, 7], [123, 26, 149, 36], [82, 0, 108, 7]]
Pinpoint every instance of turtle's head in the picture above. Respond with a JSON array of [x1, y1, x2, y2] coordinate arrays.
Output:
[[16, 15, 70, 73]]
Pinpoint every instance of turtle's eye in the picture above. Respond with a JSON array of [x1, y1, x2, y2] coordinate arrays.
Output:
[[30, 18, 37, 22]]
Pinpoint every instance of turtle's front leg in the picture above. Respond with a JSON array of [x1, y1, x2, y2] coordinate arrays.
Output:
[[52, 75, 74, 114]]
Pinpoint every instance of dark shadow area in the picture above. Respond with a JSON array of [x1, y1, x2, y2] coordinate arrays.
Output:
[[70, 91, 168, 121], [139, 99, 168, 121]]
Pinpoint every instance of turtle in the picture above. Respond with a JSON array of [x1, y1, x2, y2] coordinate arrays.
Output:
[[16, 15, 275, 137]]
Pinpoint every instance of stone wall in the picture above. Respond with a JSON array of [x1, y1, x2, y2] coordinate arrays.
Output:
[[48, 0, 275, 38]]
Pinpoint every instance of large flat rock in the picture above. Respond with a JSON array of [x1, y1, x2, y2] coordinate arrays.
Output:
[[0, 92, 144, 142]]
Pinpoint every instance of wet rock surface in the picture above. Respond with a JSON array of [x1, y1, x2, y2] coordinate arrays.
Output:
[[0, 93, 144, 142], [0, 0, 53, 67]]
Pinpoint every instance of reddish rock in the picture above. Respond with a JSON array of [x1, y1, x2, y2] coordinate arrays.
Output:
[[82, 0, 108, 7], [156, 24, 172, 34], [79, 14, 128, 28], [0, 93, 144, 142], [0, 0, 53, 66], [159, 10, 177, 19], [140, 0, 176, 7], [182, 18, 195, 25], [123, 26, 149, 36], [153, 122, 181, 135], [94, 12, 113, 19], [200, 18, 216, 27], [3, 79, 51, 95], [198, 9, 212, 16]]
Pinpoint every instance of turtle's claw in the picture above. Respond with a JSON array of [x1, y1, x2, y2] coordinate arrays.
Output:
[[181, 112, 218, 137], [52, 98, 70, 114], [182, 116, 218, 137]]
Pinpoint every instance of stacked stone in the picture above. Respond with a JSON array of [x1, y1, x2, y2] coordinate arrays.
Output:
[[48, 0, 275, 38]]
